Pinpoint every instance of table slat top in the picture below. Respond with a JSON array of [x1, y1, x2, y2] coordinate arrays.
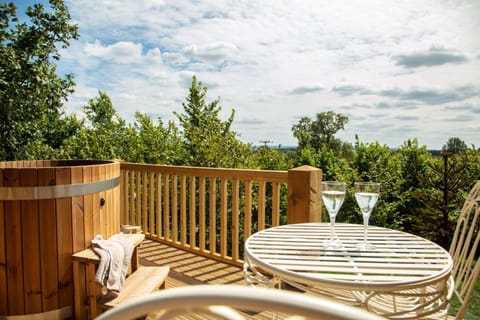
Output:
[[245, 223, 453, 291]]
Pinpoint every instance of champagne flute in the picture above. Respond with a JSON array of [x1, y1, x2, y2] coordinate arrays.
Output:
[[321, 181, 346, 248], [354, 182, 380, 250]]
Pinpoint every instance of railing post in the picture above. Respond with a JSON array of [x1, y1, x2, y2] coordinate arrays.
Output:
[[287, 165, 322, 224]]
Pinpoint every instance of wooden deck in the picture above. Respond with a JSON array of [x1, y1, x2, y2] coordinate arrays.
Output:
[[138, 238, 285, 319], [138, 238, 246, 288]]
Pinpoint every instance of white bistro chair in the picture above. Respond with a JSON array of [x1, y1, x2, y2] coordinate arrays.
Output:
[[444, 180, 480, 319], [95, 285, 387, 320], [358, 180, 480, 319]]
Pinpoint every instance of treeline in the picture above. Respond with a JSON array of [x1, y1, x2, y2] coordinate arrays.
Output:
[[6, 74, 480, 249], [1, 1, 479, 248], [294, 133, 479, 249]]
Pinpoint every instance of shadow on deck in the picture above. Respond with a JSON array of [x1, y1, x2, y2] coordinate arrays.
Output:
[[138, 238, 285, 319], [138, 238, 247, 289]]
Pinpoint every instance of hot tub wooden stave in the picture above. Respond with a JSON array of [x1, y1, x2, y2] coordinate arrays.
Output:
[[0, 160, 120, 318]]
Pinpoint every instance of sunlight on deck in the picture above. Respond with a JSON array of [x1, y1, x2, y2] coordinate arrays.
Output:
[[139, 238, 287, 320], [139, 238, 246, 288]]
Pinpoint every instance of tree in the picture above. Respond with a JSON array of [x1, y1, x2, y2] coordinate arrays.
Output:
[[0, 0, 80, 160], [65, 91, 127, 160], [126, 112, 185, 164], [395, 139, 431, 232], [413, 138, 480, 248], [291, 117, 312, 149], [252, 145, 292, 170], [292, 111, 348, 151], [350, 138, 403, 229], [442, 137, 468, 154], [175, 76, 253, 168]]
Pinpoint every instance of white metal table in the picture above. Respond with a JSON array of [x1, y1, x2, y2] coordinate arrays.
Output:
[[243, 223, 453, 319]]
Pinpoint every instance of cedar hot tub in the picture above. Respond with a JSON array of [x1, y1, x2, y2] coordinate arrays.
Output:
[[0, 160, 120, 318]]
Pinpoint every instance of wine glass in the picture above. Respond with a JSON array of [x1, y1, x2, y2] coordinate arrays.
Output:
[[354, 182, 380, 250], [321, 181, 346, 248]]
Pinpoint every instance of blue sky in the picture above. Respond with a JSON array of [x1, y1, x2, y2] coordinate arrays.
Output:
[[14, 0, 480, 148]]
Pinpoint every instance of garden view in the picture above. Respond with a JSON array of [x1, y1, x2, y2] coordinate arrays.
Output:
[[1, 1, 479, 318]]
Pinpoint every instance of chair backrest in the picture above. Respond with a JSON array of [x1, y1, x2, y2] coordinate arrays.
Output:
[[449, 180, 480, 319], [96, 285, 387, 320]]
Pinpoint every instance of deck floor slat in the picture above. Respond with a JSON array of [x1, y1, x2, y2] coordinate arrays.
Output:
[[139, 239, 288, 320], [139, 239, 246, 287]]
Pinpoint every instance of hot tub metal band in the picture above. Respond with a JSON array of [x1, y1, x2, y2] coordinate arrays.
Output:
[[0, 176, 120, 200]]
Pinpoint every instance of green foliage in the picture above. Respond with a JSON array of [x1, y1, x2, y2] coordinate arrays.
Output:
[[252, 146, 292, 170], [0, 0, 80, 160], [292, 111, 348, 151], [64, 91, 127, 159], [410, 146, 480, 248], [442, 136, 468, 154], [394, 139, 431, 231], [291, 117, 312, 149], [293, 146, 317, 167], [449, 278, 480, 320], [343, 139, 402, 228], [2, 8, 478, 315], [175, 76, 253, 168], [126, 112, 185, 164], [315, 145, 353, 182], [1, 1, 477, 253], [289, 114, 480, 247]]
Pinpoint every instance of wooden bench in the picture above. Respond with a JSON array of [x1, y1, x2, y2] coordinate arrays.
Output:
[[72, 233, 169, 319], [98, 266, 169, 310]]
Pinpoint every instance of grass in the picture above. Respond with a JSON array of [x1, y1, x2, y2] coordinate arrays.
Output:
[[449, 278, 480, 319]]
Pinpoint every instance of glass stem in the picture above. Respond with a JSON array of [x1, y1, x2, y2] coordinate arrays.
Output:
[[363, 214, 370, 245], [330, 215, 336, 240]]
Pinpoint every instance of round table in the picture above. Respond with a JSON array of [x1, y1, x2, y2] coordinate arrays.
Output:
[[244, 223, 453, 319]]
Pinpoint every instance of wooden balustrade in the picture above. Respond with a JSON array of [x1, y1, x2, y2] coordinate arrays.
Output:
[[119, 163, 322, 266]]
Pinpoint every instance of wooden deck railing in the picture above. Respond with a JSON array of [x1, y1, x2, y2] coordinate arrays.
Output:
[[120, 163, 322, 266]]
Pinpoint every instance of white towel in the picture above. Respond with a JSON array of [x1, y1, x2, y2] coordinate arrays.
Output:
[[109, 234, 134, 284], [91, 234, 134, 291]]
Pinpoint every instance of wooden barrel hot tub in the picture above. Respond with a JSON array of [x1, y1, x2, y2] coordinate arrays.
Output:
[[0, 160, 120, 319]]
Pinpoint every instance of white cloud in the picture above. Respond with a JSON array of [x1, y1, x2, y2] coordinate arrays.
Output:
[[84, 41, 143, 64], [393, 47, 469, 68], [145, 48, 163, 64], [182, 42, 239, 63], [289, 84, 324, 95], [178, 70, 196, 87], [58, 0, 480, 149]]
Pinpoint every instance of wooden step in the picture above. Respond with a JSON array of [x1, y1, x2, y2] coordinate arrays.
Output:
[[98, 266, 170, 310]]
